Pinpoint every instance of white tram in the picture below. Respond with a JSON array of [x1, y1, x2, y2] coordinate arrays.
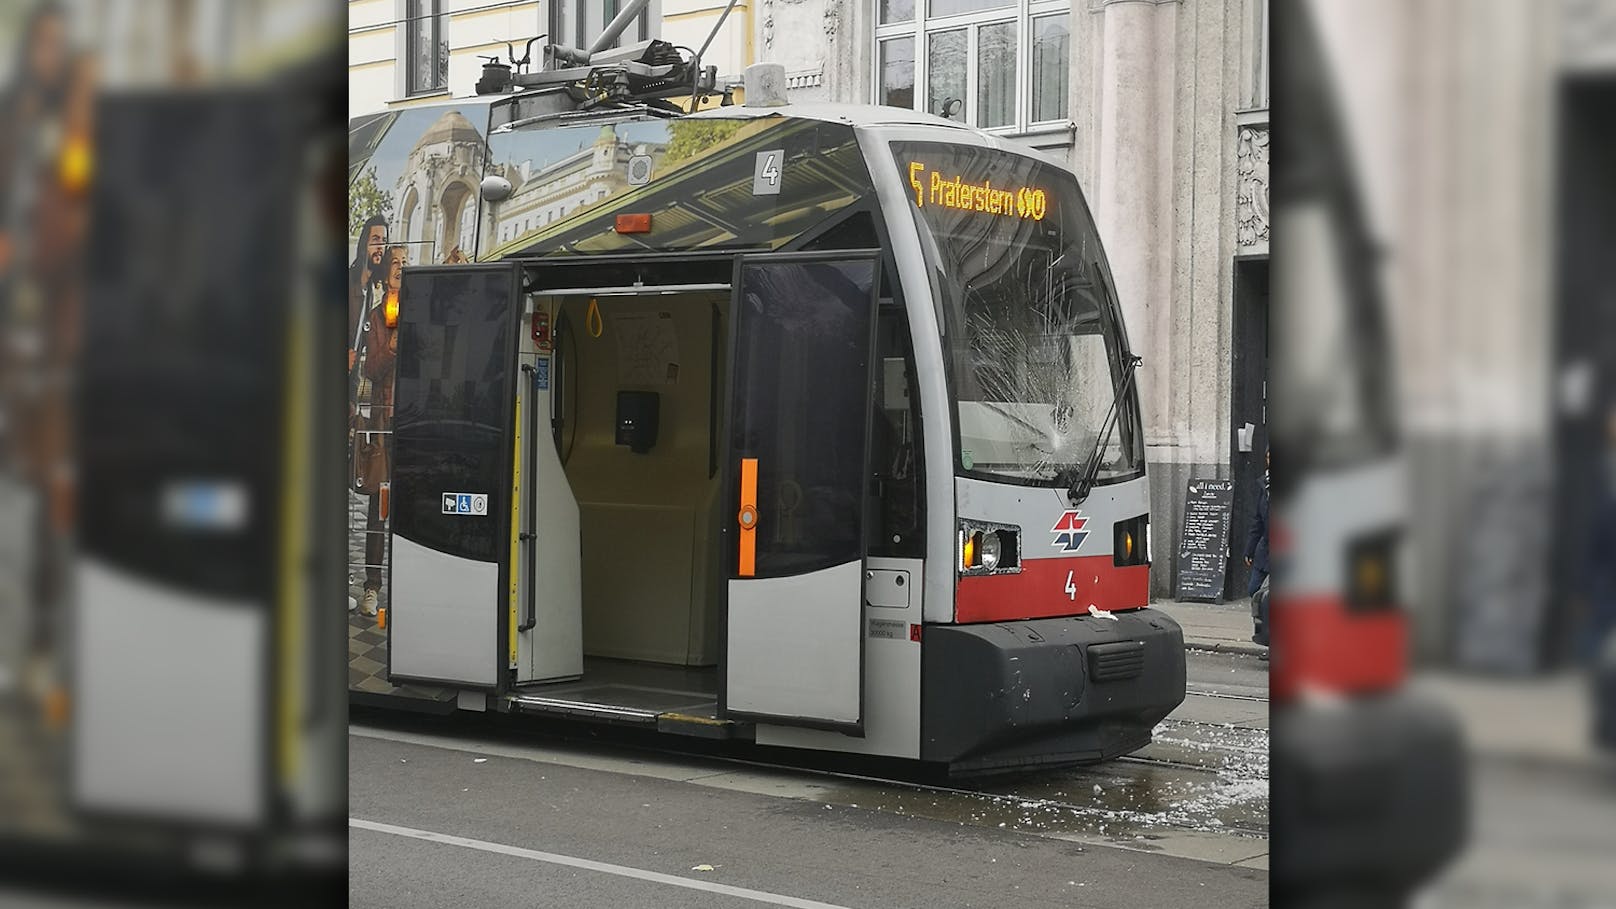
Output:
[[351, 49, 1185, 774]]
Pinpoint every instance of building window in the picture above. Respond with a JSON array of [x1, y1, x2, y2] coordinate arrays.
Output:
[[1249, 0, 1269, 111], [876, 0, 1070, 132], [552, 0, 653, 54], [406, 0, 448, 95]]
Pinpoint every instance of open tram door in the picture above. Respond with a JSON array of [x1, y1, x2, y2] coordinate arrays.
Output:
[[386, 261, 583, 693], [720, 252, 882, 734]]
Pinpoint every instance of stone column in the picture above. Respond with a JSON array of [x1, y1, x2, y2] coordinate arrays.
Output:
[[1090, 0, 1179, 444]]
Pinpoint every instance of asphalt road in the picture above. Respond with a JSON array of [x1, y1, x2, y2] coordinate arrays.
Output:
[[349, 732, 1267, 909], [349, 648, 1270, 908]]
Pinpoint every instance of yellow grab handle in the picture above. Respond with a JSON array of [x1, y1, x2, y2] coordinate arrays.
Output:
[[586, 297, 604, 338]]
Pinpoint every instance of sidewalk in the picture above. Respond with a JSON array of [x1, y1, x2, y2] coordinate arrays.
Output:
[[1151, 599, 1611, 771], [1412, 670, 1605, 773], [1151, 598, 1267, 657]]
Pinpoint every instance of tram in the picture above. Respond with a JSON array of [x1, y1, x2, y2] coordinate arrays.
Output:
[[1269, 4, 1466, 902], [347, 40, 1184, 774]]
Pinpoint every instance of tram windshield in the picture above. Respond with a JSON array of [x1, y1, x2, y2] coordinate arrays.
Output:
[[892, 141, 1143, 486]]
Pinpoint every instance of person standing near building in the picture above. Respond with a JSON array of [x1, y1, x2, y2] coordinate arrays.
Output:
[[1245, 447, 1270, 596], [1245, 448, 1270, 652], [1580, 410, 1616, 662]]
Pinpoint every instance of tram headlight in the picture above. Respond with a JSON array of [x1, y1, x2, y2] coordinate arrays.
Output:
[[959, 522, 1020, 575], [979, 530, 1002, 570], [1345, 531, 1399, 611]]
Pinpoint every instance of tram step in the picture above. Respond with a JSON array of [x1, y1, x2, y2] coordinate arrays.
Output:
[[507, 695, 661, 725]]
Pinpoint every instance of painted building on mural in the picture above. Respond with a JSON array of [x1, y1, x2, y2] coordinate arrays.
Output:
[[488, 126, 671, 248]]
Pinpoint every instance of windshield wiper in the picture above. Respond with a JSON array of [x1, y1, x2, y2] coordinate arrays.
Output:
[[1056, 354, 1142, 507]]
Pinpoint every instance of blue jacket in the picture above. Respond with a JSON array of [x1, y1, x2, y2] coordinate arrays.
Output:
[[1245, 481, 1270, 576]]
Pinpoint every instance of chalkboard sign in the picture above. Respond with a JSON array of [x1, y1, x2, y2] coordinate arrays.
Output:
[[1175, 477, 1235, 602]]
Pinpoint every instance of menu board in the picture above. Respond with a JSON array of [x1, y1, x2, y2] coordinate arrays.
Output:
[[1175, 477, 1235, 602]]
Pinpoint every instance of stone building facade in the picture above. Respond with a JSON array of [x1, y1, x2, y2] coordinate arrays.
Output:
[[1315, 0, 1616, 668]]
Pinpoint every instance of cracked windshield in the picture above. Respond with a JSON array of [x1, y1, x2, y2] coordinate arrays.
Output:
[[894, 141, 1142, 485]]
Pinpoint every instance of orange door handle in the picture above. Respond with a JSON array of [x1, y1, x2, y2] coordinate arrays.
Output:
[[738, 458, 758, 577]]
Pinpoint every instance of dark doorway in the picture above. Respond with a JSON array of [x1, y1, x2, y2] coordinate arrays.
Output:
[[1228, 257, 1270, 600], [1550, 78, 1616, 666]]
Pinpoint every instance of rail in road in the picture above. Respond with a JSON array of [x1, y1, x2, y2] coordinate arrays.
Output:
[[352, 649, 1271, 854]]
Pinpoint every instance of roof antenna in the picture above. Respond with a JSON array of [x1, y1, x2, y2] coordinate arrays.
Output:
[[506, 35, 544, 74]]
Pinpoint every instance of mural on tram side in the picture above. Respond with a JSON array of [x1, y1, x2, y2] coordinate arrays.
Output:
[[346, 103, 490, 699], [478, 115, 874, 261]]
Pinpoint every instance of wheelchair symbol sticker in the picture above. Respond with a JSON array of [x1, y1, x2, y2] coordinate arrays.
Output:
[[442, 492, 490, 516]]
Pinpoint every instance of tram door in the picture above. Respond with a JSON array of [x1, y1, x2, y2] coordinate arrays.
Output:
[[388, 263, 523, 688], [723, 254, 879, 733]]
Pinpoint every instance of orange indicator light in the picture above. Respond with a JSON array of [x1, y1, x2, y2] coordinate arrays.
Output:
[[615, 213, 652, 234]]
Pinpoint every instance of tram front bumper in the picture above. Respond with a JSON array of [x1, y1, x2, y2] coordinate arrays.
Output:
[[1272, 691, 1467, 898], [920, 608, 1186, 773]]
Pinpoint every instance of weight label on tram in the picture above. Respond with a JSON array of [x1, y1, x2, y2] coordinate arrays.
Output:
[[868, 618, 906, 640], [1174, 477, 1235, 602], [753, 150, 784, 196], [441, 492, 489, 516]]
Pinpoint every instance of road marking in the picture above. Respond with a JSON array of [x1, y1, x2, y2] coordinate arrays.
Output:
[[350, 818, 857, 909]]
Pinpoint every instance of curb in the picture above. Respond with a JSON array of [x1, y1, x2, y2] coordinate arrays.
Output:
[[1185, 639, 1269, 658], [1469, 744, 1611, 777]]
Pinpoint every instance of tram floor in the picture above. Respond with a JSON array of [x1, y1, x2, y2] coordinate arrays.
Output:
[[512, 657, 720, 721]]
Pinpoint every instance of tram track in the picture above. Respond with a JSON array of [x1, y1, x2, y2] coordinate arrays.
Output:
[[355, 712, 1271, 842], [1184, 685, 1269, 703], [351, 649, 1273, 846], [648, 741, 1273, 841]]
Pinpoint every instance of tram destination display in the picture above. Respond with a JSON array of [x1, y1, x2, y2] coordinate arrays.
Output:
[[1175, 477, 1235, 602]]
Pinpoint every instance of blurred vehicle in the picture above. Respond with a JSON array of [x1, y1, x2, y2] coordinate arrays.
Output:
[[21, 80, 348, 897], [1270, 3, 1467, 906]]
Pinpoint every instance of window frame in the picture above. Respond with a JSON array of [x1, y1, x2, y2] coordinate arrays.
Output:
[[549, 0, 655, 55], [404, 0, 449, 98], [874, 0, 1071, 135]]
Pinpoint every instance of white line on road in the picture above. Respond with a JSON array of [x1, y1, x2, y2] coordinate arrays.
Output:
[[350, 818, 857, 909]]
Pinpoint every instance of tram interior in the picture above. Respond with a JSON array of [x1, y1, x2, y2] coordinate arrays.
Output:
[[521, 285, 730, 716]]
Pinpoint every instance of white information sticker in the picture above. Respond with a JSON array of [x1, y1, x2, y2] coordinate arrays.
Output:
[[441, 492, 490, 516]]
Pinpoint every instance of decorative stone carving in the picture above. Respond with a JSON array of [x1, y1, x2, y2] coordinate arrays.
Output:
[[763, 0, 818, 52], [1236, 125, 1269, 252], [760, 0, 836, 99], [786, 67, 825, 90]]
